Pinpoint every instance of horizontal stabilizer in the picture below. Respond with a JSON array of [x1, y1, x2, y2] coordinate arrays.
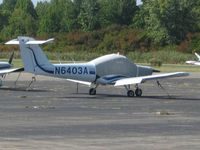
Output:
[[26, 38, 54, 44], [5, 39, 19, 45], [5, 38, 54, 45], [114, 72, 189, 86]]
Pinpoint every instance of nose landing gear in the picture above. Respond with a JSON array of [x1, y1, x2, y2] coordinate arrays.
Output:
[[89, 84, 98, 95], [89, 88, 96, 95]]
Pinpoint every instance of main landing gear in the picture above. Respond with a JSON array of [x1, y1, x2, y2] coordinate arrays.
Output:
[[125, 84, 142, 97]]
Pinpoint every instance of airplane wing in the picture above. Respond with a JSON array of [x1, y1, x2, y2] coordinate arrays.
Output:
[[0, 68, 24, 75], [195, 53, 200, 61], [186, 60, 200, 66], [185, 53, 200, 65], [66, 79, 91, 86], [114, 72, 189, 86]]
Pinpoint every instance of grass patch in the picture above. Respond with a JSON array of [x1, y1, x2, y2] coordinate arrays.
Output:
[[154, 64, 200, 72]]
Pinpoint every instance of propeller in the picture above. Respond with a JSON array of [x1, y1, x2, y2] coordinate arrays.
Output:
[[8, 51, 14, 65]]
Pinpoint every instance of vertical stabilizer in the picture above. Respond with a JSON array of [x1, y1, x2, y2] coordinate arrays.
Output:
[[18, 36, 54, 74]]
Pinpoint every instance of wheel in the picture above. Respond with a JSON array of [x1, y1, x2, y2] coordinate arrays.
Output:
[[89, 88, 96, 95], [135, 88, 142, 97], [127, 90, 134, 97], [0, 79, 2, 87]]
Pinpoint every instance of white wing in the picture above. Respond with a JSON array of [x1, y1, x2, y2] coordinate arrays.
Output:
[[0, 68, 24, 75], [114, 72, 189, 86], [185, 53, 200, 65], [186, 60, 200, 66]]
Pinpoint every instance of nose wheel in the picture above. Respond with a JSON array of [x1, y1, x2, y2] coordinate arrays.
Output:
[[0, 79, 2, 87]]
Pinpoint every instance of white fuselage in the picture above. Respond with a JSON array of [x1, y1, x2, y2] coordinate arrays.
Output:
[[32, 55, 154, 84]]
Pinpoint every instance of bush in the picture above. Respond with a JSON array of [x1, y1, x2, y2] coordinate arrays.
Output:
[[189, 33, 200, 53], [150, 58, 162, 67]]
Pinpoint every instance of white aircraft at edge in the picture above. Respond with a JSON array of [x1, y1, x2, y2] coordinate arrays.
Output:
[[0, 52, 23, 81], [186, 53, 200, 66], [6, 36, 189, 97]]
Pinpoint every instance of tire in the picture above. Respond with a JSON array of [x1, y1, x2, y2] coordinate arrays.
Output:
[[89, 88, 96, 95], [135, 88, 142, 97], [127, 90, 134, 97]]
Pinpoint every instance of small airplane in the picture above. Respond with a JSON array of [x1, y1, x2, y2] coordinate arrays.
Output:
[[0, 52, 23, 85], [186, 52, 200, 66], [6, 36, 189, 97]]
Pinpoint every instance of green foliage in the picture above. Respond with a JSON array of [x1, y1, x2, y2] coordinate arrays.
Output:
[[139, 0, 199, 45], [150, 58, 162, 67], [15, 0, 37, 19], [97, 25, 143, 53], [78, 0, 100, 31], [99, 0, 137, 27], [0, 0, 199, 62], [1, 0, 37, 38], [189, 33, 200, 53], [37, 0, 79, 34], [0, 0, 17, 31]]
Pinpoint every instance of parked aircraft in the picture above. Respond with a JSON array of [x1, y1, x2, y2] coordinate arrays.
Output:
[[186, 53, 200, 66], [0, 52, 23, 84], [6, 36, 189, 97]]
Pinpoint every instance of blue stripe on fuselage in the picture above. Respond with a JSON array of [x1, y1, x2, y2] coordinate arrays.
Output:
[[89, 71, 95, 75], [100, 75, 128, 84]]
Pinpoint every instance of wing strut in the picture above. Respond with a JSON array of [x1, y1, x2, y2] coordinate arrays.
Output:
[[14, 72, 22, 87], [26, 76, 36, 90], [156, 80, 171, 98]]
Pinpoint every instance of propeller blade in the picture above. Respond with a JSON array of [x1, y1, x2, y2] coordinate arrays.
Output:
[[8, 51, 14, 64]]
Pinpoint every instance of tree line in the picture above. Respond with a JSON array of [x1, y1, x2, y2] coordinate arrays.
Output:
[[0, 0, 200, 53]]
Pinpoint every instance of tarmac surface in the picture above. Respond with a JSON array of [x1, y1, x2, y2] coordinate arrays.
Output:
[[0, 73, 200, 149]]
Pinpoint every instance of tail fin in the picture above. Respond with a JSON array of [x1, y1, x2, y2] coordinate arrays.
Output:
[[8, 51, 14, 64], [6, 36, 54, 74], [195, 53, 200, 61]]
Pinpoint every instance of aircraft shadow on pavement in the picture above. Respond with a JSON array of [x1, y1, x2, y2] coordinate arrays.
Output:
[[0, 86, 49, 92], [58, 93, 127, 99], [59, 93, 200, 101], [141, 96, 200, 101]]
